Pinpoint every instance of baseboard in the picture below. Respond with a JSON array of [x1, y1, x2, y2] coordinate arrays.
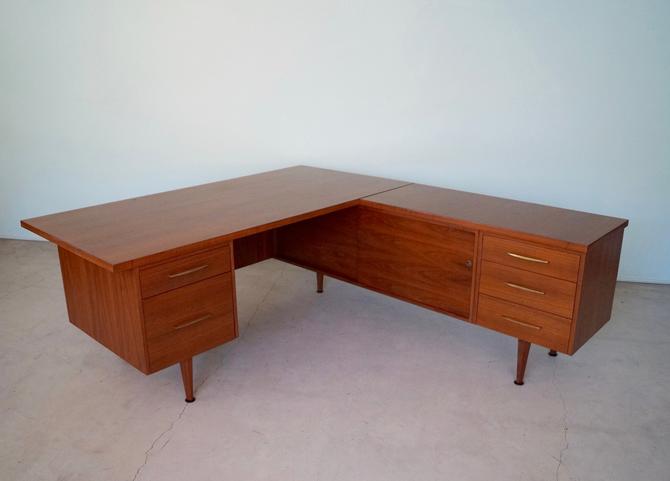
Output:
[[616, 276, 670, 285], [1, 233, 43, 242]]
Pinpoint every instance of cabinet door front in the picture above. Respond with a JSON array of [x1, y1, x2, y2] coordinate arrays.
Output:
[[358, 208, 475, 319]]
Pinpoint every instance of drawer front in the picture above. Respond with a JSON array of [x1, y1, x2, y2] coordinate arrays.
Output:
[[143, 274, 236, 371], [477, 295, 570, 352], [140, 244, 231, 298], [479, 261, 576, 318], [482, 235, 580, 281]]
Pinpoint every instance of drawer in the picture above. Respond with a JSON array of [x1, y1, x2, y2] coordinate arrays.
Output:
[[143, 274, 236, 371], [140, 244, 231, 298], [477, 294, 570, 352], [482, 235, 580, 281], [479, 261, 576, 318]]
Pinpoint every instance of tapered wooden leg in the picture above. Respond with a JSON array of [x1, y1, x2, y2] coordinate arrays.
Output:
[[514, 340, 531, 386], [180, 358, 195, 402], [548, 349, 558, 357], [316, 272, 324, 293]]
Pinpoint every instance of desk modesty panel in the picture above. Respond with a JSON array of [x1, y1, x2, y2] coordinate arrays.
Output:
[[21, 166, 628, 401]]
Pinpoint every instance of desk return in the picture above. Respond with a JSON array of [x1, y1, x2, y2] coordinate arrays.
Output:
[[21, 167, 627, 401]]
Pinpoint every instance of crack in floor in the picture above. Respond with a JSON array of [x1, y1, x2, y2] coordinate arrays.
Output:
[[240, 267, 287, 336], [553, 362, 570, 481], [129, 267, 297, 481], [194, 266, 287, 393], [131, 403, 188, 481]]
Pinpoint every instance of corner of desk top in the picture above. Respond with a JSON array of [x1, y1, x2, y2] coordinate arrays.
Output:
[[583, 218, 629, 251], [20, 218, 120, 273], [56, 244, 122, 273]]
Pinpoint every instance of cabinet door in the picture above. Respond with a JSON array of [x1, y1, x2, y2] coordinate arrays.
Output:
[[358, 207, 475, 319]]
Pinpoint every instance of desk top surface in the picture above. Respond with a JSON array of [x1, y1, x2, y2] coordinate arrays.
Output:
[[362, 184, 627, 251], [21, 165, 627, 271], [21, 166, 408, 270]]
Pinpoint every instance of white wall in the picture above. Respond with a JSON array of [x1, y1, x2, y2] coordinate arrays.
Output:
[[1, 1, 668, 282]]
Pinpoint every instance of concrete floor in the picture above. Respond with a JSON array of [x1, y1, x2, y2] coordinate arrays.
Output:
[[0, 239, 669, 481]]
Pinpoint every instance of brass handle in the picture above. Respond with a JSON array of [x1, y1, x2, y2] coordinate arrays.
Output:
[[506, 252, 549, 264], [501, 315, 541, 330], [173, 314, 212, 330], [505, 282, 545, 295], [168, 264, 209, 278]]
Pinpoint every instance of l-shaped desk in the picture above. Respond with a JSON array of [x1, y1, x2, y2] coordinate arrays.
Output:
[[21, 166, 628, 401]]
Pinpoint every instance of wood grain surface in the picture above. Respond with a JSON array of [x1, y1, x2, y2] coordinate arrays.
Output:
[[570, 226, 625, 353], [358, 207, 475, 320], [140, 244, 231, 298], [22, 166, 408, 271], [482, 235, 581, 281], [479, 261, 576, 318], [58, 247, 148, 372], [277, 207, 359, 282], [477, 294, 571, 352], [143, 274, 236, 372], [362, 183, 628, 251]]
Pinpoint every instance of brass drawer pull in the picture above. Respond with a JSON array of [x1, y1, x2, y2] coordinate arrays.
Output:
[[501, 315, 541, 330], [506, 252, 549, 264], [173, 314, 212, 330], [168, 264, 209, 278], [505, 282, 545, 295]]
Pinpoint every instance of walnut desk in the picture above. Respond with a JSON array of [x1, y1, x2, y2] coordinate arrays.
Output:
[[21, 166, 628, 401]]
